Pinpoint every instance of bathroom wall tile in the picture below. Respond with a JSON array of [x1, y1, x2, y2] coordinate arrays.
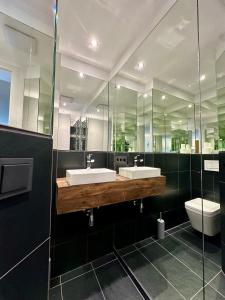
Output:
[[107, 152, 115, 170], [87, 227, 114, 261], [191, 171, 201, 190], [219, 152, 225, 183], [144, 153, 154, 167], [164, 172, 179, 190], [191, 154, 201, 172], [85, 151, 107, 168], [165, 154, 179, 172], [0, 240, 49, 300], [202, 171, 214, 192], [222, 242, 225, 273], [49, 286, 62, 300], [57, 151, 85, 177], [53, 235, 87, 277], [153, 153, 166, 172], [0, 128, 52, 278], [179, 154, 190, 172]]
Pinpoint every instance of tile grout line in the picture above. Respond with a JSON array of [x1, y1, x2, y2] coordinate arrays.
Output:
[[59, 276, 64, 300], [155, 239, 207, 284], [134, 245, 186, 300], [190, 270, 222, 300], [91, 262, 106, 300], [60, 258, 118, 286], [168, 230, 220, 268]]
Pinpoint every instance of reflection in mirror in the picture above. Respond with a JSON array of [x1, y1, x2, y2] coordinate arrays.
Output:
[[114, 0, 199, 153], [54, 64, 108, 151], [199, 0, 225, 153], [109, 81, 152, 152], [0, 12, 54, 134], [153, 89, 195, 153]]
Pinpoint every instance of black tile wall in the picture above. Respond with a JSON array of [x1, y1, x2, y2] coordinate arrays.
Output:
[[191, 154, 219, 203], [219, 152, 225, 271], [51, 151, 193, 277], [0, 240, 49, 300], [0, 126, 52, 299]]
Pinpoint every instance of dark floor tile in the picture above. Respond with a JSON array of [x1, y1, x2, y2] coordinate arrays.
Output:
[[139, 242, 203, 298], [92, 252, 116, 269], [166, 226, 181, 235], [62, 271, 104, 300], [61, 263, 92, 283], [174, 227, 221, 266], [95, 260, 142, 300], [210, 271, 225, 297], [179, 221, 191, 229], [118, 244, 136, 256], [135, 237, 154, 248], [157, 236, 220, 282], [123, 250, 183, 300], [50, 276, 60, 288], [192, 285, 224, 300], [49, 286, 62, 300]]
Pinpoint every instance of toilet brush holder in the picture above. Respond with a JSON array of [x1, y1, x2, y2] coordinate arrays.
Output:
[[157, 212, 165, 239]]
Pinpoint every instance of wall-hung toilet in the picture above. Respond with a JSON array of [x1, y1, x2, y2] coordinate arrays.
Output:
[[185, 198, 220, 236]]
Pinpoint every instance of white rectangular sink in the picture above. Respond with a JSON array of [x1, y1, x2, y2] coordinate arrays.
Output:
[[119, 166, 161, 179], [66, 168, 116, 186]]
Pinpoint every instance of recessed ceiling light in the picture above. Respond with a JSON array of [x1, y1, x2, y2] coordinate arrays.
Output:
[[200, 74, 206, 81], [161, 95, 166, 100], [179, 120, 182, 123], [188, 104, 192, 108], [136, 61, 144, 71], [143, 93, 148, 98], [97, 108, 100, 112], [79, 72, 84, 78], [116, 84, 121, 89], [89, 37, 99, 50], [63, 102, 66, 107]]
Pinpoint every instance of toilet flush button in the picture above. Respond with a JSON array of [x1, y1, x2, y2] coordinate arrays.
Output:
[[204, 160, 219, 172]]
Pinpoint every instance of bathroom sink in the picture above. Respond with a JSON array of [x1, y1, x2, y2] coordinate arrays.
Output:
[[66, 168, 116, 186], [119, 166, 161, 179]]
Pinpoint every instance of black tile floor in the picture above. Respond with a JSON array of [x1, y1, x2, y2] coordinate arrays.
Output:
[[49, 222, 225, 300]]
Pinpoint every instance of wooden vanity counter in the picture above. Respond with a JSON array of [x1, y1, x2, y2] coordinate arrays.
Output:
[[56, 175, 166, 215]]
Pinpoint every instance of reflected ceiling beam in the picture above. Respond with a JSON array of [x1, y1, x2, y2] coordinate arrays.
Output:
[[108, 0, 177, 81], [60, 54, 109, 81], [153, 78, 195, 102], [82, 0, 177, 113]]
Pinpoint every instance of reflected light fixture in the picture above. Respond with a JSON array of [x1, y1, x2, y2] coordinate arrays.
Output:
[[136, 61, 144, 71], [143, 93, 148, 98], [63, 102, 66, 107], [79, 72, 84, 78], [89, 37, 99, 50], [200, 74, 206, 81], [161, 95, 166, 100], [188, 104, 192, 108], [97, 108, 100, 112], [116, 84, 121, 89]]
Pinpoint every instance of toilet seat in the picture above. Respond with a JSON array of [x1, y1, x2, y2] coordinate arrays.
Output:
[[185, 198, 220, 217]]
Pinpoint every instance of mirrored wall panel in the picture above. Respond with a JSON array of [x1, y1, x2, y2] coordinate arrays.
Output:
[[54, 61, 108, 151], [0, 12, 55, 134]]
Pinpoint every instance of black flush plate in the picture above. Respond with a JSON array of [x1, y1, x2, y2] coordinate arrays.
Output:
[[0, 158, 33, 200]]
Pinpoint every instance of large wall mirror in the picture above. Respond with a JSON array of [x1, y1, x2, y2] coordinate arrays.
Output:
[[0, 12, 55, 134], [54, 57, 109, 151]]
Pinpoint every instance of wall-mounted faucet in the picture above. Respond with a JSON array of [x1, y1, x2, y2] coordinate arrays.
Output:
[[134, 155, 143, 167], [86, 153, 95, 169]]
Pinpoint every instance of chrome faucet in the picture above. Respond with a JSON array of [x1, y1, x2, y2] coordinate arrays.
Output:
[[134, 155, 143, 167], [86, 153, 95, 169]]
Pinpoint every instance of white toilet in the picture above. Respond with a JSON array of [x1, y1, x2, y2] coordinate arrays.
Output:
[[185, 198, 220, 236]]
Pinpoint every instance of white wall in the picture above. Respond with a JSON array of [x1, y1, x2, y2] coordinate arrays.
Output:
[[57, 113, 70, 150], [87, 118, 108, 151]]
